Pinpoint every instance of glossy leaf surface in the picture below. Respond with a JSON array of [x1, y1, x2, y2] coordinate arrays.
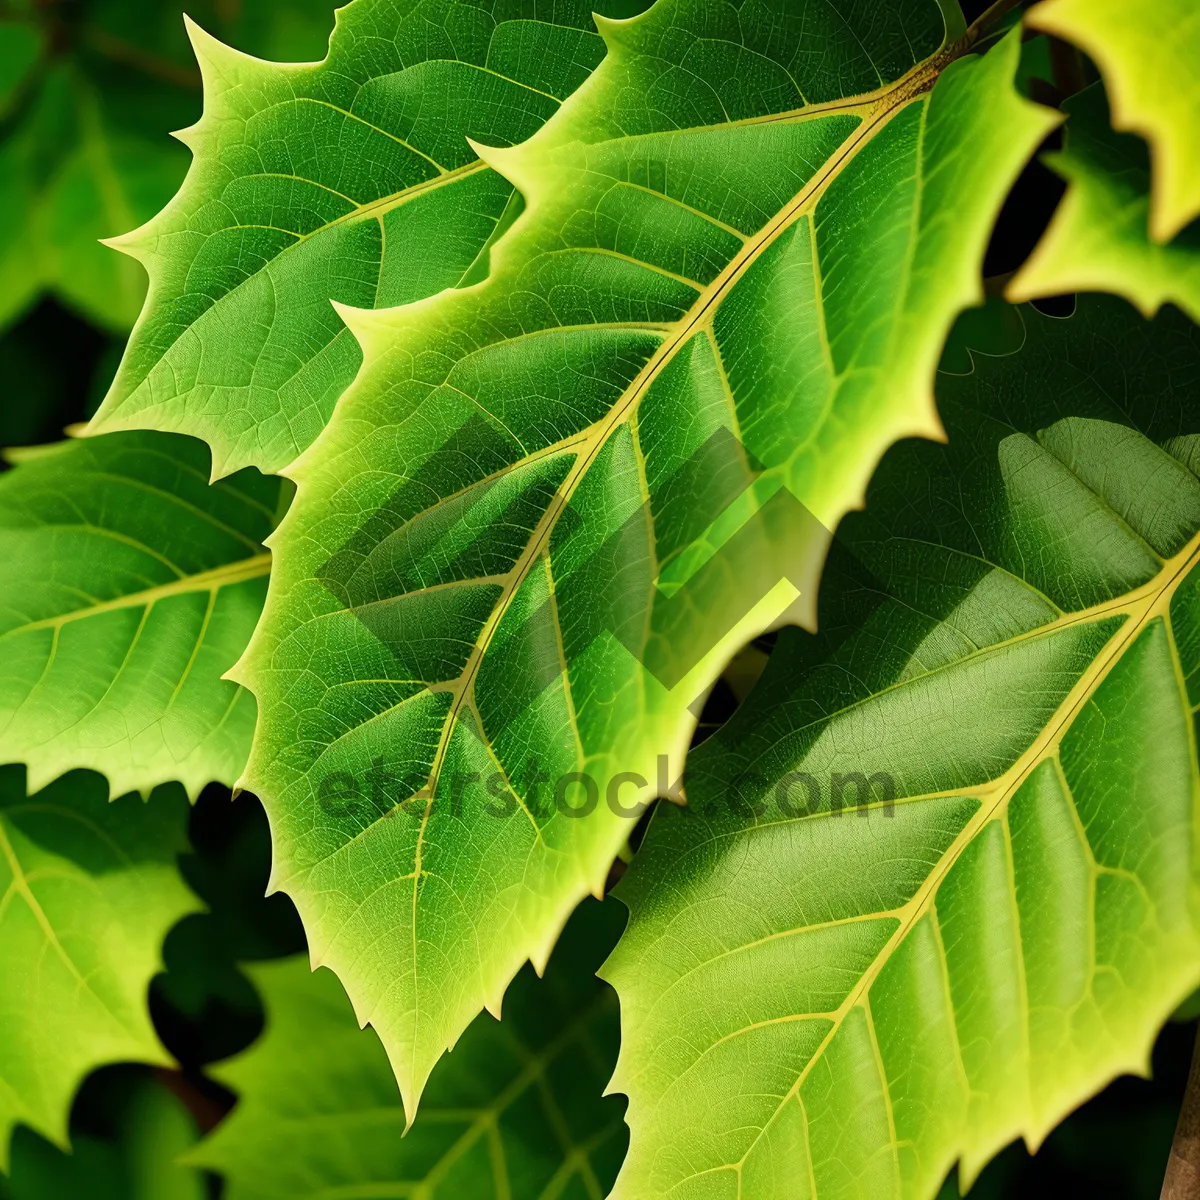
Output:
[[0, 767, 197, 1169], [0, 432, 278, 797], [192, 899, 626, 1199], [237, 3, 1058, 1122], [604, 296, 1200, 1199], [89, 0, 654, 474]]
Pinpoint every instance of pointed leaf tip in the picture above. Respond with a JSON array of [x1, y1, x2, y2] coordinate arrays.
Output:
[[592, 11, 639, 44], [463, 136, 528, 186], [182, 12, 224, 57]]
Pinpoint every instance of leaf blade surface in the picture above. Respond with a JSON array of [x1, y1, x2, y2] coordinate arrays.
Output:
[[238, 6, 1056, 1121], [0, 767, 197, 1169], [0, 432, 277, 796], [87, 0, 654, 474], [602, 296, 1200, 1199], [190, 899, 627, 1199]]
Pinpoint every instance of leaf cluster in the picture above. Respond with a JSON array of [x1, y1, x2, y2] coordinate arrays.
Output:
[[1, 0, 1200, 1197]]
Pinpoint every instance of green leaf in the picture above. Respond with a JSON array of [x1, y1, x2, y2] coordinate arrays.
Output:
[[1027, 0, 1200, 242], [601, 295, 1200, 1199], [0, 431, 278, 797], [234, 5, 1056, 1123], [0, 767, 198, 1169], [190, 898, 627, 1199], [2, 1073, 206, 1200], [88, 0, 656, 475], [1009, 84, 1200, 323]]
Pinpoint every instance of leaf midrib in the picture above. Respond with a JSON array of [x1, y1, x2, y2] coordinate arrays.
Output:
[[324, 47, 969, 1061], [115, 25, 960, 426], [0, 819, 149, 1044], [1, 552, 271, 639], [371, 50, 961, 1084], [628, 541, 1189, 1036], [722, 526, 1200, 1176], [416, 54, 951, 809]]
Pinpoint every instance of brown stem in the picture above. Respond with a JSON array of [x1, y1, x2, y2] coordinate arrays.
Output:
[[154, 1067, 230, 1135], [1163, 1026, 1200, 1199], [1047, 35, 1087, 98], [964, 0, 1027, 45], [983, 271, 1015, 297]]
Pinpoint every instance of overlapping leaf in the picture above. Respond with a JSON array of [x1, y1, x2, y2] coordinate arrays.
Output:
[[1028, 0, 1200, 241], [602, 295, 1200, 1199], [191, 898, 626, 1199], [0, 432, 278, 797], [1010, 83, 1200, 323], [0, 766, 197, 1169], [88, 0, 653, 475], [235, 3, 1057, 1121]]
